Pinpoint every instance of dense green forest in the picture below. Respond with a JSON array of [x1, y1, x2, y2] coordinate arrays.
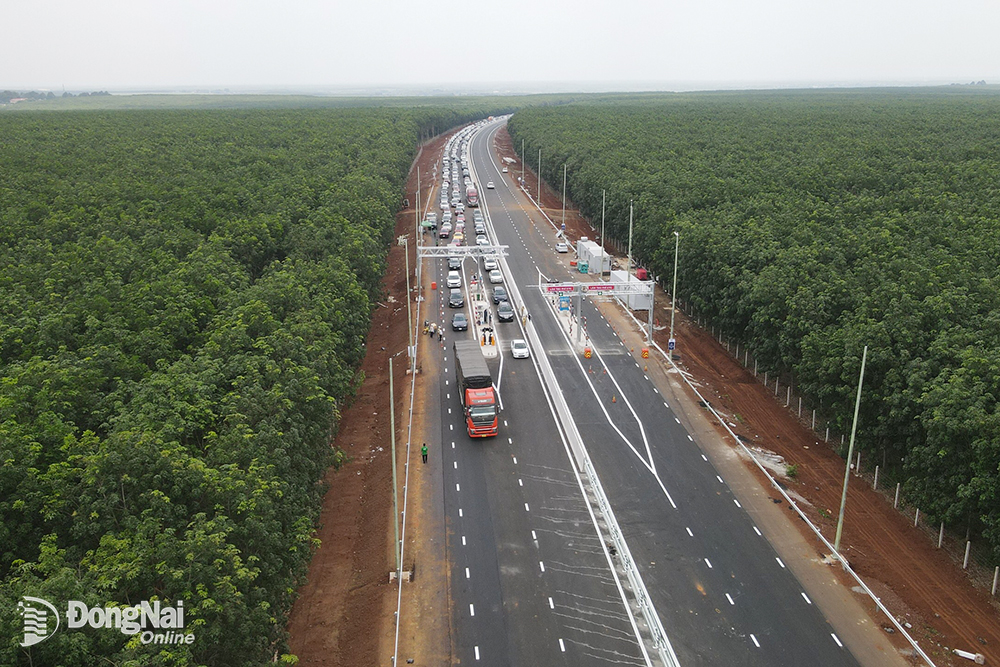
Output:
[[0, 105, 500, 665], [508, 90, 1000, 558]]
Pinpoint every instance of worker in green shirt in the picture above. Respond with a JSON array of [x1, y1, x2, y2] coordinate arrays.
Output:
[[421, 443, 428, 464]]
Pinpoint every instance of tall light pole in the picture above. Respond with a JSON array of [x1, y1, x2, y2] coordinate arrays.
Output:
[[835, 344, 868, 556], [398, 236, 414, 358], [561, 164, 567, 231], [521, 139, 525, 184], [600, 189, 607, 276], [537, 148, 542, 202], [389, 355, 401, 576], [669, 231, 679, 351], [627, 200, 634, 281]]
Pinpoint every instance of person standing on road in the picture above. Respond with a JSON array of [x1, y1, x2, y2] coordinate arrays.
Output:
[[421, 443, 428, 463]]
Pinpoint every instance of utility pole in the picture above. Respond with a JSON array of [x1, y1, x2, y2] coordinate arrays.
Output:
[[398, 236, 413, 357], [669, 231, 679, 351], [627, 200, 634, 281], [521, 139, 525, 183], [537, 148, 542, 202], [389, 356, 401, 576], [835, 345, 868, 555], [600, 189, 607, 276], [562, 164, 567, 230]]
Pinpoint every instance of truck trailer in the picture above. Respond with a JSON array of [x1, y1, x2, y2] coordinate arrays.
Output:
[[453, 340, 498, 437]]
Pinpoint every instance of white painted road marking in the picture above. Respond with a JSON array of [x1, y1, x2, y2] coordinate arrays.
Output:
[[832, 633, 843, 647], [802, 592, 813, 605], [716, 475, 724, 484], [734, 499, 742, 508], [751, 634, 760, 648], [456, 483, 460, 492], [726, 593, 735, 605], [705, 558, 713, 569], [470, 604, 475, 617], [776, 557, 786, 568], [466, 567, 470, 579], [702, 454, 708, 461], [686, 527, 694, 537], [753, 526, 762, 536], [462, 535, 466, 545], [475, 645, 480, 660], [453, 461, 457, 469], [531, 530, 538, 540], [459, 509, 463, 517], [524, 503, 530, 512], [518, 479, 523, 486], [559, 638, 566, 652], [539, 561, 545, 572], [548, 597, 554, 609]]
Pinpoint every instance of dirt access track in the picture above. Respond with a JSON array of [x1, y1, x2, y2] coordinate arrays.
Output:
[[288, 122, 999, 667]]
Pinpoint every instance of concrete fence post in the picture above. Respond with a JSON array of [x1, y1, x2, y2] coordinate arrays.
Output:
[[964, 541, 972, 569], [764, 371, 768, 386], [825, 426, 829, 442], [744, 350, 749, 366], [798, 396, 802, 417], [786, 385, 791, 407], [841, 434, 845, 445], [856, 451, 861, 473], [754, 360, 758, 376], [775, 378, 779, 396], [992, 567, 998, 596], [939, 522, 945, 548], [873, 465, 879, 490], [811, 409, 816, 430], [735, 343, 739, 358], [894, 483, 901, 509], [914, 508, 920, 527]]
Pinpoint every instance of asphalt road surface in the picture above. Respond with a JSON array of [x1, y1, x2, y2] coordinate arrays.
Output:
[[426, 119, 861, 666]]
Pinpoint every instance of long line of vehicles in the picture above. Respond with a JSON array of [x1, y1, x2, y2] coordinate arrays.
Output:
[[426, 123, 528, 438]]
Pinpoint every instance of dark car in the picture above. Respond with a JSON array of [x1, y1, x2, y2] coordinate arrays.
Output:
[[497, 301, 515, 322], [448, 288, 464, 308], [451, 312, 468, 331], [448, 257, 461, 271], [492, 286, 508, 304]]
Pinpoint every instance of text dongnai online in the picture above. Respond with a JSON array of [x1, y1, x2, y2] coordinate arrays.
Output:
[[67, 600, 195, 644]]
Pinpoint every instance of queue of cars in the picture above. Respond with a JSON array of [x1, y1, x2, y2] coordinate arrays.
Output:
[[438, 119, 530, 361]]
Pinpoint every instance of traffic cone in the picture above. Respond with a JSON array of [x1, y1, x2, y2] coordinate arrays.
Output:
[[644, 365, 648, 372], [612, 395, 617, 403]]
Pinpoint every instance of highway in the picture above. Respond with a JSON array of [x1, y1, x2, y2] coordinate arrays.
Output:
[[439, 117, 864, 666], [425, 126, 648, 666]]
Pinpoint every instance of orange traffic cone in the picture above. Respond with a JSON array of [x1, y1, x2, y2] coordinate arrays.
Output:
[[612, 395, 617, 404]]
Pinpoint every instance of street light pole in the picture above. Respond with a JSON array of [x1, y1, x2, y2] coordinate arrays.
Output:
[[398, 236, 414, 357], [835, 344, 868, 556], [389, 356, 401, 576], [669, 231, 679, 347], [562, 164, 567, 231], [600, 189, 606, 276], [521, 139, 525, 184], [537, 149, 542, 202]]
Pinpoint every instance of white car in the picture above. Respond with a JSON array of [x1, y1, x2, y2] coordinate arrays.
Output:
[[489, 269, 503, 284], [447, 270, 462, 288], [555, 241, 569, 253], [502, 166, 508, 173], [511, 339, 529, 359], [486, 181, 495, 189], [483, 257, 498, 271]]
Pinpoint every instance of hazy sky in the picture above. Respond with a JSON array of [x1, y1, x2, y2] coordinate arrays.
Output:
[[4, 0, 999, 91]]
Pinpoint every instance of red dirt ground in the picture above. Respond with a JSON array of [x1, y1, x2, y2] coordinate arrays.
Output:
[[492, 125, 1000, 666], [286, 131, 452, 667]]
